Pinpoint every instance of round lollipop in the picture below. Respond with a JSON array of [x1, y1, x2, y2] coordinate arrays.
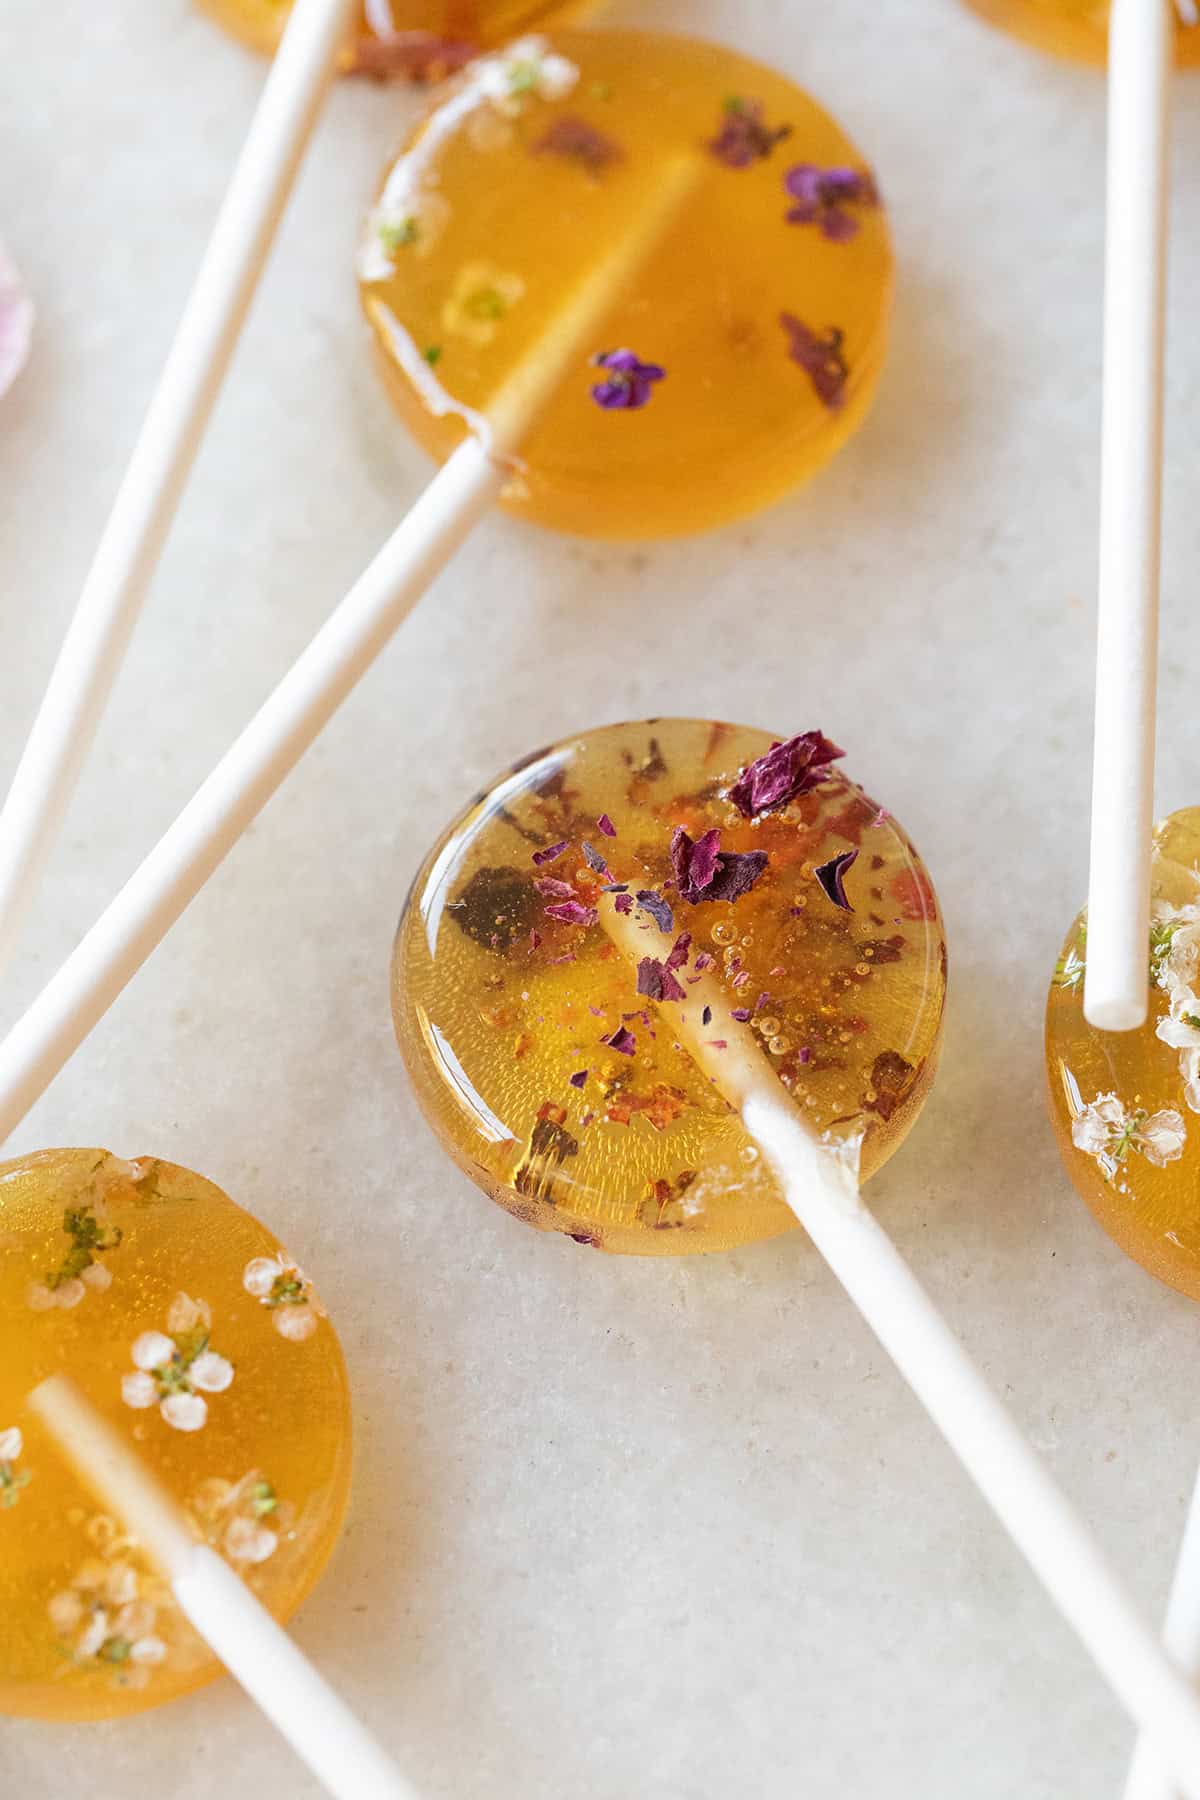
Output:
[[1046, 805, 1200, 1290], [385, 717, 1200, 1788], [962, 0, 1200, 63], [393, 718, 944, 1253], [359, 29, 891, 537], [0, 1147, 351, 1723], [201, 0, 582, 76]]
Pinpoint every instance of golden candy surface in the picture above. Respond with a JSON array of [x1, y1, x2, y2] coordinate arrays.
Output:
[[0, 1149, 352, 1720], [359, 31, 892, 538], [199, 0, 579, 75], [1046, 808, 1200, 1299], [393, 719, 946, 1255], [963, 0, 1200, 64]]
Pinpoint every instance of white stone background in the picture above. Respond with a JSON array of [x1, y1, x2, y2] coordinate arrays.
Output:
[[3, 1, 1200, 1794]]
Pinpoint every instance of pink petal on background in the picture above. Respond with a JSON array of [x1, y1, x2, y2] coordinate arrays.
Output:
[[0, 239, 33, 398]]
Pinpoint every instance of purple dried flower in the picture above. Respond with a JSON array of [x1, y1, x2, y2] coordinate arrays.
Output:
[[636, 889, 674, 934], [784, 164, 879, 241], [707, 96, 792, 169], [597, 813, 617, 838], [636, 957, 686, 1003], [590, 348, 666, 411], [544, 900, 598, 926], [702, 1005, 712, 1026], [671, 827, 768, 906], [779, 314, 849, 410], [730, 1008, 752, 1022], [532, 840, 568, 865], [814, 848, 859, 911], [569, 1069, 589, 1089], [693, 952, 714, 973], [798, 1046, 812, 1065], [755, 992, 770, 1012], [535, 876, 577, 899], [665, 931, 692, 972], [581, 841, 608, 874], [534, 115, 623, 174], [728, 729, 845, 818], [604, 1026, 636, 1055], [614, 893, 633, 915]]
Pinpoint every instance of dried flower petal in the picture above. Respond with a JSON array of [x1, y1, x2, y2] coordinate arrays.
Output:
[[596, 813, 617, 838], [783, 163, 879, 240], [814, 849, 859, 910], [728, 730, 844, 818], [582, 841, 608, 873], [671, 827, 768, 906], [614, 893, 633, 915], [590, 348, 666, 411], [637, 957, 686, 1003], [534, 114, 623, 174], [707, 96, 792, 168], [544, 900, 598, 926], [779, 313, 848, 409], [532, 840, 568, 866], [535, 876, 576, 898], [636, 889, 674, 933], [569, 1070, 588, 1089], [604, 1026, 636, 1055]]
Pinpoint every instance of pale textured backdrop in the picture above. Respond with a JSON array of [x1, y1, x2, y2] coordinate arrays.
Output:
[[2, 2, 1199, 1794]]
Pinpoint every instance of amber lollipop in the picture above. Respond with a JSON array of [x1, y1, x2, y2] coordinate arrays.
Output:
[[388, 715, 1200, 1789], [201, 0, 583, 77], [963, 0, 1200, 63]]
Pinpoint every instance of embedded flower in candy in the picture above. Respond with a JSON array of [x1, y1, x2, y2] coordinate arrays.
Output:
[[392, 719, 947, 1254], [961, 0, 1200, 65], [0, 1149, 352, 1720], [1046, 806, 1200, 1299], [359, 30, 894, 538], [198, 0, 581, 78]]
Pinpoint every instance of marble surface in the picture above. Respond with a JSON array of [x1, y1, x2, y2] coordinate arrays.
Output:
[[3, 2, 1200, 1794]]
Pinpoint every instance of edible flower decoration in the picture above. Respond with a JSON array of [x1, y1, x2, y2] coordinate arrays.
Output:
[[348, 32, 477, 83], [671, 826, 767, 905], [0, 1427, 30, 1509], [534, 115, 623, 175], [707, 96, 792, 168], [1071, 1093, 1186, 1178], [442, 262, 525, 346], [243, 1253, 325, 1343], [590, 348, 666, 411], [780, 314, 849, 409], [48, 1544, 167, 1683], [121, 1294, 233, 1433], [814, 848, 858, 911], [477, 36, 579, 115], [729, 729, 844, 818], [784, 164, 878, 241]]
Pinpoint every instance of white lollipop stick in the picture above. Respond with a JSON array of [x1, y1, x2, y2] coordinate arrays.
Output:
[[28, 1375, 415, 1800], [595, 895, 1200, 1794], [1084, 0, 1172, 1032], [1123, 1467, 1200, 1800], [0, 158, 697, 1143], [0, 0, 358, 980]]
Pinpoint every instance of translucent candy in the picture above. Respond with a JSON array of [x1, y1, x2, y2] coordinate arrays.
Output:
[[0, 1149, 352, 1720], [963, 0, 1200, 65], [393, 719, 946, 1255], [1046, 807, 1200, 1299], [359, 30, 893, 538], [199, 0, 582, 76]]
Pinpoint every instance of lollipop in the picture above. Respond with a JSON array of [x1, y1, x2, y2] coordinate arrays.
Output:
[[387, 717, 1200, 1790], [359, 30, 891, 537], [962, 0, 1200, 63], [202, 0, 581, 75], [0, 1146, 351, 1722], [394, 718, 943, 1252]]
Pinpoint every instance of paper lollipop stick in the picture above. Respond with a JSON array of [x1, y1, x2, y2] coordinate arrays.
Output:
[[1123, 1467, 1200, 1800], [1084, 0, 1172, 1031], [0, 158, 696, 1142], [28, 1376, 416, 1800], [0, 0, 358, 980], [595, 891, 1200, 1795]]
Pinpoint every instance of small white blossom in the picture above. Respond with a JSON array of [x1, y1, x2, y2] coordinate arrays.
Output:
[[166, 1292, 210, 1334], [160, 1392, 207, 1433], [81, 1262, 113, 1292], [1072, 1091, 1186, 1175], [477, 37, 578, 115], [121, 1371, 158, 1410], [129, 1635, 167, 1665], [75, 1611, 110, 1660], [48, 1589, 85, 1635], [0, 1426, 22, 1461], [243, 1254, 286, 1299], [274, 1305, 318, 1343], [223, 1515, 279, 1565], [189, 1351, 234, 1393], [243, 1251, 324, 1342], [132, 1331, 174, 1372]]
